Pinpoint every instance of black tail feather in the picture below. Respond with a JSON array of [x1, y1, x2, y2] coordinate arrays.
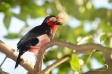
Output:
[[15, 38, 38, 68], [15, 51, 24, 68]]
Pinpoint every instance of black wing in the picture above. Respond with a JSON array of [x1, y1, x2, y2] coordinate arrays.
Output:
[[17, 25, 52, 47]]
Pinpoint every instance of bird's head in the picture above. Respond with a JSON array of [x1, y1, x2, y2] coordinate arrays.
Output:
[[42, 15, 64, 37], [42, 15, 64, 27]]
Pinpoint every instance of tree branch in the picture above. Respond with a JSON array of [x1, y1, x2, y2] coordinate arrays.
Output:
[[84, 63, 110, 74], [102, 50, 112, 74], [43, 55, 71, 73], [0, 56, 7, 67], [1, 39, 112, 74], [0, 40, 34, 74], [33, 40, 112, 74]]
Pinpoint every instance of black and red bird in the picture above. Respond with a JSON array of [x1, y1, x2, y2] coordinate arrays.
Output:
[[15, 15, 63, 68]]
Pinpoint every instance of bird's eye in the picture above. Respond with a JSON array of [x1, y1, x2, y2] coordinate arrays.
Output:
[[49, 17, 57, 22]]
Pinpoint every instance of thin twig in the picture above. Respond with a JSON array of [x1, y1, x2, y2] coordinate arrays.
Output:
[[43, 55, 71, 73], [0, 56, 7, 67], [80, 50, 96, 74]]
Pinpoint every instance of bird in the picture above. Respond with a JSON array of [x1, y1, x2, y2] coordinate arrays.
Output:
[[15, 15, 64, 68]]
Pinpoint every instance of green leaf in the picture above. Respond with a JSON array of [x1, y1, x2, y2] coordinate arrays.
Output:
[[4, 32, 22, 39], [1, 0, 13, 4], [13, 7, 28, 21], [3, 15, 11, 29], [0, 3, 11, 12], [86, 61, 91, 69], [93, 52, 105, 64], [103, 35, 111, 47], [69, 54, 80, 71], [109, 0, 112, 2], [57, 61, 70, 74], [100, 33, 107, 42], [26, 4, 45, 18]]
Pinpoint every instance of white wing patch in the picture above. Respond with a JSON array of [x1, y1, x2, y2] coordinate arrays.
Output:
[[29, 34, 50, 53], [37, 34, 50, 45]]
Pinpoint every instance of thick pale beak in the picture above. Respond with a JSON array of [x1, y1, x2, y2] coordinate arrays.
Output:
[[55, 17, 64, 25]]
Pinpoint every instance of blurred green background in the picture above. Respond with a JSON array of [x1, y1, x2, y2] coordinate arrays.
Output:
[[0, 0, 112, 74]]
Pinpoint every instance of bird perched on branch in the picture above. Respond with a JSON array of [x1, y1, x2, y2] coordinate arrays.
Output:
[[15, 15, 64, 68]]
